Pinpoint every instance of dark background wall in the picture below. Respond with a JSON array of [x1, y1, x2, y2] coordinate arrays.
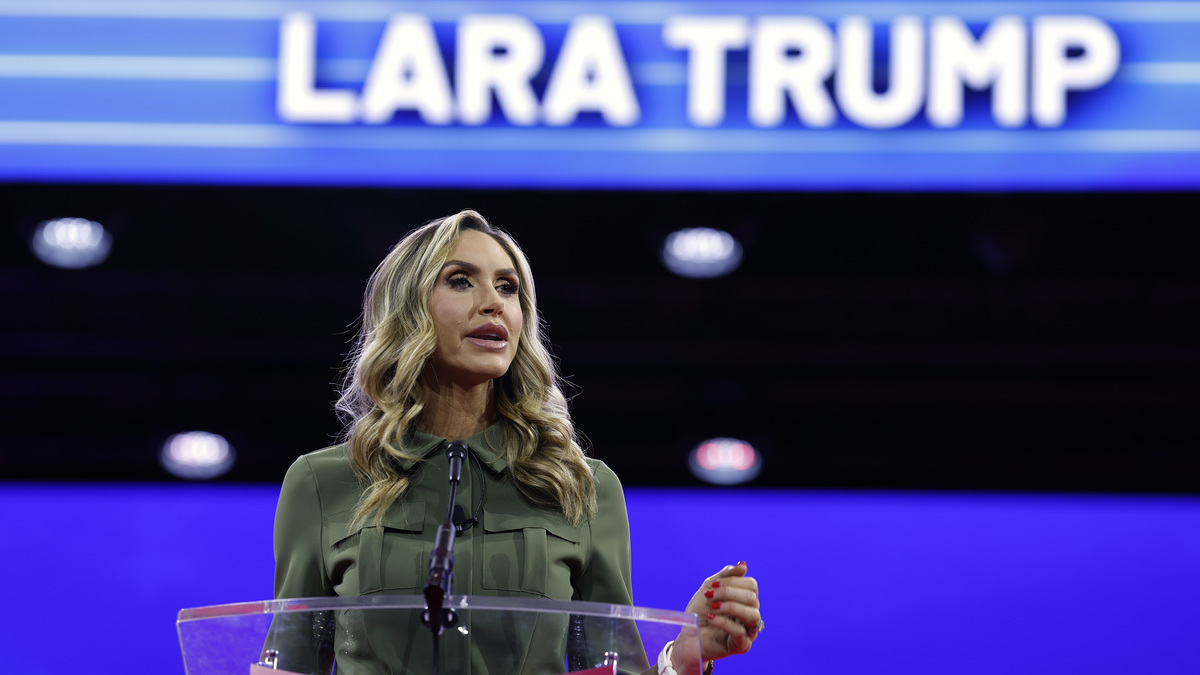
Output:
[[4, 183, 1197, 494]]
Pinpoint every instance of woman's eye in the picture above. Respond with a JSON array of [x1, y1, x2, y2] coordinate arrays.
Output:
[[447, 274, 472, 289], [496, 281, 518, 296]]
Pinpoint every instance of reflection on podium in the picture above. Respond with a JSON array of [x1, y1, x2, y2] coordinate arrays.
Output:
[[178, 595, 700, 675]]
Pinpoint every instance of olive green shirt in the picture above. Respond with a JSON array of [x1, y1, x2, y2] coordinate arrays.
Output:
[[272, 424, 636, 674]]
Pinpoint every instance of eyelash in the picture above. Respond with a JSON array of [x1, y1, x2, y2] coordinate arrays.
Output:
[[447, 273, 518, 296], [446, 274, 472, 290]]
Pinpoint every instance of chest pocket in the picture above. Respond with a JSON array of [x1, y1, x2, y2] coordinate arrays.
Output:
[[481, 511, 581, 599], [343, 501, 427, 595]]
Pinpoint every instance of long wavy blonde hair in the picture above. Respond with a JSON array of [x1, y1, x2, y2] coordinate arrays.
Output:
[[337, 210, 596, 530]]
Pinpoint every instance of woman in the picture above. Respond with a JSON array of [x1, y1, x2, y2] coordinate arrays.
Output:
[[274, 210, 762, 674]]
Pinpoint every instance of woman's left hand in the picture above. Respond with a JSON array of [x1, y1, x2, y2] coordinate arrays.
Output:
[[672, 562, 762, 672]]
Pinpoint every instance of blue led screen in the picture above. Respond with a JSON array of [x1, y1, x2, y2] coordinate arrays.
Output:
[[1, 1, 1199, 189]]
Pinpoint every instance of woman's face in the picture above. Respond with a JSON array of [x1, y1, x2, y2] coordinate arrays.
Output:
[[425, 229, 524, 389]]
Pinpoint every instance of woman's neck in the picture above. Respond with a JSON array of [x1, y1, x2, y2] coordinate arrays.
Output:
[[419, 379, 496, 440]]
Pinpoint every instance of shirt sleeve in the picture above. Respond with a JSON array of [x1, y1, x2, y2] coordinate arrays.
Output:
[[273, 455, 334, 599], [575, 460, 635, 605]]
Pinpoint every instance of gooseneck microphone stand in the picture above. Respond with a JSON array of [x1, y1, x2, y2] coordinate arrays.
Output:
[[423, 440, 467, 675]]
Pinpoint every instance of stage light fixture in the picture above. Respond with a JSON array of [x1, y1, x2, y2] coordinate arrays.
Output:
[[661, 227, 743, 278], [30, 217, 112, 269], [160, 431, 236, 480], [688, 437, 761, 485]]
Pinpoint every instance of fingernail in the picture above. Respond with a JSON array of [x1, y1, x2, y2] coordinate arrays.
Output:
[[712, 602, 722, 610], [707, 613, 715, 620], [704, 590, 714, 599], [712, 581, 721, 588], [737, 561, 747, 567]]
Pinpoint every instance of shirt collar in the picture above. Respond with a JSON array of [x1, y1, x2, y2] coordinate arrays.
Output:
[[397, 422, 508, 474]]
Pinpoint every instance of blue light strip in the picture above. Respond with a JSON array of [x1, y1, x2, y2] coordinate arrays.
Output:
[[3, 483, 1199, 674]]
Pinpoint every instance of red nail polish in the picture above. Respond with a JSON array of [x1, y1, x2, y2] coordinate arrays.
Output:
[[707, 613, 715, 620], [712, 581, 721, 588], [712, 602, 722, 610], [737, 561, 747, 567], [704, 590, 714, 599]]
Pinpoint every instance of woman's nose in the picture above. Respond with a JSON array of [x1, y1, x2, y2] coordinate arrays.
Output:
[[479, 288, 503, 314]]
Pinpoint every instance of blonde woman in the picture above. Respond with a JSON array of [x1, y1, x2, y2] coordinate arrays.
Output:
[[273, 210, 762, 674]]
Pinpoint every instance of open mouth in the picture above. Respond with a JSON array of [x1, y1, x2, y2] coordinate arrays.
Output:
[[467, 324, 509, 342]]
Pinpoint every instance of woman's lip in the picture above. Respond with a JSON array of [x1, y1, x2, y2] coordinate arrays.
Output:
[[467, 323, 509, 341], [465, 337, 509, 350]]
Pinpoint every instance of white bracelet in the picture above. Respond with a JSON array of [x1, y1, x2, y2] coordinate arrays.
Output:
[[657, 640, 713, 675], [656, 640, 678, 675]]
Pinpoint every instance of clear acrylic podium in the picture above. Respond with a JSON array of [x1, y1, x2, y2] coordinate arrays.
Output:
[[178, 595, 702, 675]]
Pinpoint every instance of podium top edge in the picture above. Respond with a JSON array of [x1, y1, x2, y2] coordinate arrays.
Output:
[[177, 594, 699, 627]]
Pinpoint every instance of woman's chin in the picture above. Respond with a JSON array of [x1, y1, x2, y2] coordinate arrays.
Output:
[[425, 363, 513, 390]]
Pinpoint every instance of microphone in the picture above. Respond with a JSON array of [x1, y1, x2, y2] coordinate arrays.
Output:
[[424, 440, 469, 635], [446, 440, 466, 484]]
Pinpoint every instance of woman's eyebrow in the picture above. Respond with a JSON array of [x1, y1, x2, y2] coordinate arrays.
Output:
[[441, 259, 479, 273], [442, 259, 518, 279]]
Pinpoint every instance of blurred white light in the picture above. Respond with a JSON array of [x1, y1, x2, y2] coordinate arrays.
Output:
[[661, 227, 743, 278], [30, 217, 112, 269], [160, 431, 235, 480], [688, 437, 761, 485]]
